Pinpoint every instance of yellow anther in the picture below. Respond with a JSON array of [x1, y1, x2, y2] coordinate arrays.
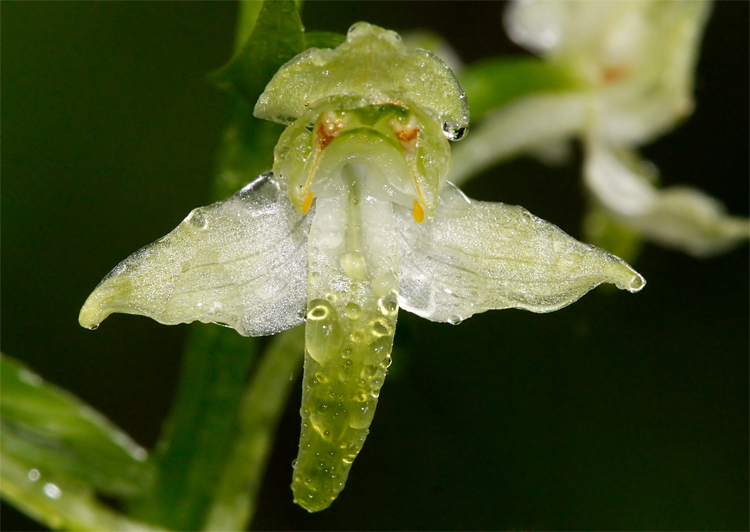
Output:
[[412, 200, 424, 223], [302, 191, 314, 214]]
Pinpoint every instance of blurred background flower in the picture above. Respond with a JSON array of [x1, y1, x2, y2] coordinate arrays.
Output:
[[452, 0, 749, 259]]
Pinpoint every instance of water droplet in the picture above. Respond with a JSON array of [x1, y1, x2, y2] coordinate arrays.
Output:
[[341, 345, 353, 359], [308, 303, 329, 321], [27, 469, 40, 482], [370, 319, 391, 337], [354, 389, 368, 402], [83, 324, 99, 331], [306, 299, 342, 364], [447, 315, 463, 325], [340, 251, 367, 280], [442, 121, 467, 141], [344, 302, 362, 320], [43, 483, 62, 499], [350, 329, 366, 344], [187, 210, 208, 230], [377, 292, 399, 316], [310, 413, 332, 441], [349, 403, 374, 430]]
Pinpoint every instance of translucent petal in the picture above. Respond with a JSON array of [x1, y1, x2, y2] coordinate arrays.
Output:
[[583, 141, 656, 217], [585, 144, 750, 257], [79, 173, 309, 337], [292, 168, 399, 512], [396, 183, 645, 323], [254, 22, 469, 137]]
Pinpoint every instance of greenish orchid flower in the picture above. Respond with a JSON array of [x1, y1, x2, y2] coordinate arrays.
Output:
[[79, 23, 645, 513], [452, 0, 749, 258]]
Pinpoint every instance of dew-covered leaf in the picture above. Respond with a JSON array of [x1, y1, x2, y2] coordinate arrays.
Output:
[[0, 354, 151, 498]]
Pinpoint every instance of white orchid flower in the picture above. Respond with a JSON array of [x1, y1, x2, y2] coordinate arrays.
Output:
[[79, 23, 645, 512], [452, 0, 749, 257]]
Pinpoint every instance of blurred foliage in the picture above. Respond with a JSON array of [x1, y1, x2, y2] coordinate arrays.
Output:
[[458, 56, 580, 121]]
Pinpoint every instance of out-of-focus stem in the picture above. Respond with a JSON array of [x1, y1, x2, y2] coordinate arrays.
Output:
[[204, 326, 305, 531]]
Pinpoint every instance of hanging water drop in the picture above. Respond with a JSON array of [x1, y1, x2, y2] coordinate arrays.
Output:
[[442, 120, 467, 141]]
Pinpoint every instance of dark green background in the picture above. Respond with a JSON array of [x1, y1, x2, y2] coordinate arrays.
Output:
[[3, 2, 748, 530]]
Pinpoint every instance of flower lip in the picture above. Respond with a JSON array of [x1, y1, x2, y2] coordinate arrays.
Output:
[[274, 100, 451, 220]]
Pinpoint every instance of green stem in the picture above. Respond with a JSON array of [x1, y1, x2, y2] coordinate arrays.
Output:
[[204, 326, 305, 531], [128, 324, 259, 531]]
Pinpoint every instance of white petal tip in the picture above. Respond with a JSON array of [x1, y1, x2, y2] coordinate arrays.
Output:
[[607, 261, 646, 293]]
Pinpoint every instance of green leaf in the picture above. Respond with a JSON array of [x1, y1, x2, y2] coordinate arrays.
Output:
[[211, 99, 284, 200], [233, 1, 264, 54], [2, 452, 166, 532], [211, 0, 305, 107], [0, 354, 152, 498], [209, 0, 319, 200], [459, 56, 580, 121], [304, 31, 345, 49]]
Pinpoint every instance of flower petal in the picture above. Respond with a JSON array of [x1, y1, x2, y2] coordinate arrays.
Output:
[[585, 144, 750, 257], [293, 170, 400, 512], [79, 173, 309, 337], [254, 22, 469, 137], [506, 0, 711, 146], [397, 183, 645, 323]]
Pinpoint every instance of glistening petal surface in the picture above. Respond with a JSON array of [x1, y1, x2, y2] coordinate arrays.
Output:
[[79, 174, 309, 337], [254, 22, 469, 135], [396, 183, 645, 323]]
